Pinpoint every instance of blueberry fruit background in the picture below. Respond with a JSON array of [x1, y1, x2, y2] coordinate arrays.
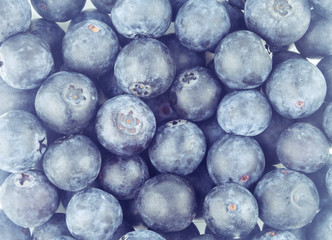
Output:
[[1, 0, 332, 239]]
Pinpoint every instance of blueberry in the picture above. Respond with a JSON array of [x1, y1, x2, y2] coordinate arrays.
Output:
[[111, 0, 172, 39], [0, 170, 59, 228], [0, 110, 47, 173], [252, 229, 298, 240], [155, 223, 200, 240], [66, 188, 123, 240], [30, 0, 86, 22], [305, 207, 332, 240], [35, 71, 99, 135], [276, 122, 330, 173], [42, 134, 101, 192], [317, 55, 332, 102], [207, 134, 265, 188], [214, 30, 272, 90], [0, 209, 31, 240], [174, 0, 230, 52], [120, 230, 166, 240], [114, 38, 176, 99], [63, 20, 119, 77], [244, 0, 311, 47], [159, 33, 205, 74], [265, 58, 326, 119], [203, 183, 258, 239], [216, 90, 272, 136], [32, 213, 71, 240], [295, 11, 332, 58], [169, 67, 223, 122], [326, 166, 332, 200], [0, 0, 31, 44], [137, 173, 196, 232], [90, 0, 117, 13], [254, 168, 319, 230], [99, 153, 149, 200], [95, 94, 156, 156], [0, 33, 54, 90], [148, 119, 206, 176], [0, 77, 37, 115]]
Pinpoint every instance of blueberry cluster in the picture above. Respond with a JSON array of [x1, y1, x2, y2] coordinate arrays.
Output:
[[0, 0, 332, 239]]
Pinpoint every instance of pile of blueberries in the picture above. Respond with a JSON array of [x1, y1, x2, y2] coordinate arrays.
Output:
[[1, 0, 332, 239]]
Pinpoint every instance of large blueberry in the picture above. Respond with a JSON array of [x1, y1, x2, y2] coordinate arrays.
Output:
[[254, 169, 319, 230], [0, 110, 47, 173], [214, 30, 272, 90], [203, 183, 258, 239], [148, 119, 206, 176], [43, 135, 101, 192], [216, 90, 272, 136], [244, 0, 311, 47], [265, 58, 326, 119], [0, 0, 31, 43], [30, 0, 86, 22], [169, 67, 223, 122], [35, 71, 99, 135], [114, 38, 176, 99], [95, 94, 156, 156], [111, 0, 172, 39], [175, 0, 230, 52], [63, 20, 119, 77], [99, 153, 149, 200], [137, 174, 196, 232], [0, 170, 59, 228], [207, 134, 265, 188], [66, 188, 123, 240], [0, 210, 31, 240], [0, 33, 54, 90], [276, 122, 330, 173]]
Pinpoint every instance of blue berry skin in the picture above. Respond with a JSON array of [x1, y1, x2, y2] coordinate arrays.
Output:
[[252, 229, 298, 240], [295, 11, 332, 58], [66, 188, 123, 240], [114, 38, 176, 99], [120, 230, 166, 240], [310, 0, 332, 18], [326, 166, 332, 200], [272, 50, 305, 67], [191, 234, 217, 240], [254, 168, 319, 230], [317, 55, 332, 102], [214, 30, 272, 90], [27, 18, 65, 70], [0, 170, 59, 228], [35, 71, 99, 135], [0, 77, 37, 115], [91, 0, 117, 13], [110, 221, 135, 240], [155, 223, 200, 240], [217, 90, 272, 136], [265, 59, 326, 119], [111, 0, 171, 39], [203, 183, 258, 239], [169, 0, 188, 20], [30, 0, 86, 22], [68, 9, 112, 30], [0, 210, 31, 240], [255, 111, 295, 165], [221, 1, 247, 33], [244, 0, 311, 48], [99, 153, 149, 200], [51, 237, 76, 240], [97, 70, 126, 98], [95, 94, 156, 156], [205, 223, 261, 240], [0, 0, 31, 44], [32, 213, 71, 240], [207, 134, 265, 188], [43, 135, 101, 192], [277, 122, 330, 173], [175, 0, 230, 52], [159, 34, 205, 74], [305, 207, 332, 240], [148, 119, 206, 176], [169, 67, 223, 122], [0, 33, 54, 90], [198, 115, 226, 147], [63, 20, 119, 77], [0, 110, 47, 173], [137, 174, 196, 232]]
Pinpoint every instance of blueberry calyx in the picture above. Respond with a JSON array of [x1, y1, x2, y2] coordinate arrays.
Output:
[[130, 83, 151, 97], [227, 203, 237, 212], [273, 0, 292, 17], [19, 173, 30, 186], [88, 24, 100, 33], [182, 72, 197, 84], [117, 110, 142, 135], [66, 85, 86, 104]]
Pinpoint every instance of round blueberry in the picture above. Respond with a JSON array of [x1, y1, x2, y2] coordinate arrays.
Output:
[[216, 90, 272, 136]]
